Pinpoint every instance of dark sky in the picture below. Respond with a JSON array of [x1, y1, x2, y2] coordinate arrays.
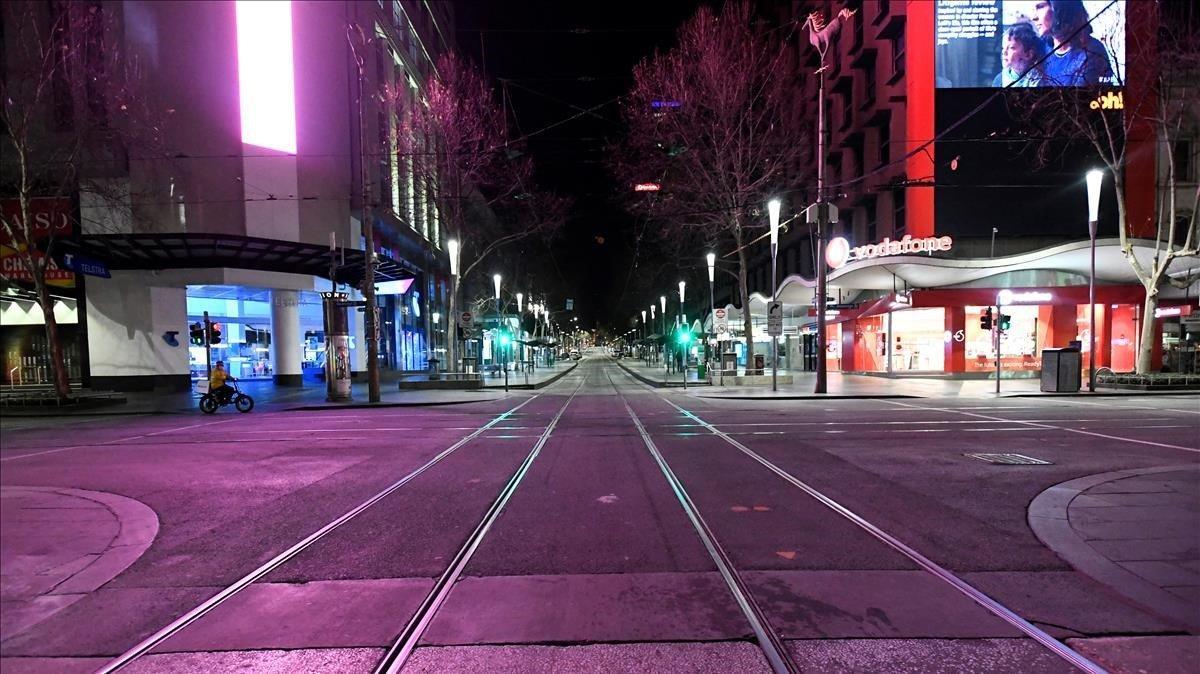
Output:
[[455, 1, 702, 333]]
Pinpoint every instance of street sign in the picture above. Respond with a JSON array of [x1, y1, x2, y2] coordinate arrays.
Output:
[[713, 307, 729, 335], [60, 252, 110, 278], [767, 301, 783, 337], [457, 311, 474, 329]]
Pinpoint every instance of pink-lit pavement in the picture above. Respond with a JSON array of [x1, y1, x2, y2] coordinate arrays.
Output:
[[1, 357, 1197, 673]]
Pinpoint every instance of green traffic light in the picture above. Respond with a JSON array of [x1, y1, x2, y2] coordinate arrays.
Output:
[[676, 329, 692, 345], [498, 331, 512, 346]]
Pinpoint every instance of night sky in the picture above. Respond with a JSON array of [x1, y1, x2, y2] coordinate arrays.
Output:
[[455, 1, 702, 333]]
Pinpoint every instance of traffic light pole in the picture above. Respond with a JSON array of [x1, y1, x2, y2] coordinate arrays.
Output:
[[995, 304, 1002, 396], [203, 310, 212, 377]]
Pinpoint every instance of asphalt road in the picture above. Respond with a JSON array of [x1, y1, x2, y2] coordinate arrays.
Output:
[[1, 357, 1196, 673]]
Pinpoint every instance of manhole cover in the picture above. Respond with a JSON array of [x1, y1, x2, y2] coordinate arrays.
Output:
[[964, 453, 1053, 465]]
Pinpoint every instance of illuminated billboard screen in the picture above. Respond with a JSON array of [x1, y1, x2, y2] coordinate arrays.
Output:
[[936, 0, 1125, 88]]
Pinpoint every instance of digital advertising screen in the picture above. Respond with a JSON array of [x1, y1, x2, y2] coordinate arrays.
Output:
[[936, 0, 1125, 89]]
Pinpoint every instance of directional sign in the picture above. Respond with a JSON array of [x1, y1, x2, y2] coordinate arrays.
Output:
[[713, 307, 729, 335], [457, 311, 474, 329], [60, 252, 110, 278], [767, 301, 783, 337]]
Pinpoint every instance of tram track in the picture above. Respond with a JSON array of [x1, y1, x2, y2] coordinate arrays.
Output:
[[94, 387, 566, 674], [610, 364, 1108, 673]]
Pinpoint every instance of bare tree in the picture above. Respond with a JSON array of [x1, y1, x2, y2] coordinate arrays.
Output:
[[398, 52, 566, 371], [1011, 2, 1198, 373], [1, 1, 166, 398], [614, 0, 808, 370]]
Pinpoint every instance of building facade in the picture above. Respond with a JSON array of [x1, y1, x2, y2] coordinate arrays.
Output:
[[1, 0, 460, 391], [717, 0, 1198, 378]]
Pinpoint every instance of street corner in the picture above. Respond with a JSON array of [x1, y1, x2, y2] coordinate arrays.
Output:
[[0, 486, 159, 642], [1028, 465, 1200, 632]]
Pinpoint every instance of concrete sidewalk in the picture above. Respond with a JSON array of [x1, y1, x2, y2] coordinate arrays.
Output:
[[0, 487, 159, 643], [616, 358, 711, 387], [1029, 466, 1200, 631]]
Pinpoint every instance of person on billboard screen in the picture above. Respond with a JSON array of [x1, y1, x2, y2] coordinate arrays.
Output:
[[1029, 0, 1114, 86], [992, 23, 1046, 87]]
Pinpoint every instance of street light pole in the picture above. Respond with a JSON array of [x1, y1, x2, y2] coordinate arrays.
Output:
[[448, 239, 460, 370], [768, 198, 781, 392], [706, 252, 716, 378], [679, 281, 686, 390], [493, 273, 502, 377], [1086, 169, 1103, 392], [814, 65, 829, 395]]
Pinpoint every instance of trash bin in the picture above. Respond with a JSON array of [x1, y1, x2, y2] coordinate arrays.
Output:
[[1040, 348, 1081, 392], [722, 352, 737, 376], [428, 358, 440, 381], [461, 357, 477, 374], [751, 353, 765, 375], [697, 361, 707, 379]]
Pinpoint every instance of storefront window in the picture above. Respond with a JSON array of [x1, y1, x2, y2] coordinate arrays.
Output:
[[965, 304, 1042, 373], [825, 323, 842, 372], [890, 308, 945, 372]]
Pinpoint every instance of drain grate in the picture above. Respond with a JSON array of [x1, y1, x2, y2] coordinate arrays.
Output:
[[965, 453, 1053, 465]]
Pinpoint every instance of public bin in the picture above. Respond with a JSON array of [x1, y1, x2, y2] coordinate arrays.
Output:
[[428, 358, 440, 380], [721, 352, 737, 376], [461, 357, 477, 374], [697, 361, 707, 379], [1040, 348, 1082, 392], [751, 353, 765, 375]]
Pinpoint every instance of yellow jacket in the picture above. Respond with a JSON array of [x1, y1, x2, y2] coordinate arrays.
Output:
[[209, 369, 228, 389]]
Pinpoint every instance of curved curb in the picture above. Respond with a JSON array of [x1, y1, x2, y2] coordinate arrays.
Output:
[[1027, 465, 1199, 630], [11, 486, 160, 595]]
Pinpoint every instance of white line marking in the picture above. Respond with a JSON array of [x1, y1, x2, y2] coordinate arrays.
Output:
[[881, 400, 1200, 454], [0, 418, 241, 462]]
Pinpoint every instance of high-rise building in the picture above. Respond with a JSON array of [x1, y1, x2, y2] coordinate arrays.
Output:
[[1, 1, 461, 391]]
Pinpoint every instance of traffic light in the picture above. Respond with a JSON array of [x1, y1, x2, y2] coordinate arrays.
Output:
[[209, 322, 222, 345], [497, 329, 511, 347], [999, 313, 1012, 331], [676, 326, 693, 345], [190, 322, 204, 346], [980, 308, 993, 330]]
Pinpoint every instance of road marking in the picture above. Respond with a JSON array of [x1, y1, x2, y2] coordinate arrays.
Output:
[[96, 393, 545, 674], [0, 418, 241, 462], [882, 400, 1200, 454]]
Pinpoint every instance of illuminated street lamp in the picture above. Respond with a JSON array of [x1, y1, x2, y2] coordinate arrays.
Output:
[[768, 198, 781, 392], [517, 292, 524, 314], [448, 239, 460, 277], [706, 252, 716, 373], [1086, 169, 1103, 392]]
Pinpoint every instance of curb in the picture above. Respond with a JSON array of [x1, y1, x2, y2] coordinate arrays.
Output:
[[1027, 465, 1199, 630], [615, 360, 708, 389], [483, 361, 579, 391], [691, 393, 920, 400], [286, 396, 505, 412], [0, 486, 159, 640]]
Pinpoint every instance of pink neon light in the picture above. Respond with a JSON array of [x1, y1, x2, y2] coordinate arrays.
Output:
[[235, 1, 297, 154]]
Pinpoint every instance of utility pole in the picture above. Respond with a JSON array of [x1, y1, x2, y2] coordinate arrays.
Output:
[[349, 23, 381, 403], [814, 64, 829, 395]]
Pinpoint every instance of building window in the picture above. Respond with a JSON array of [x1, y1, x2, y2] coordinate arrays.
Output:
[[879, 117, 891, 164], [892, 33, 906, 78], [893, 189, 906, 236], [866, 197, 878, 242], [1172, 140, 1195, 183]]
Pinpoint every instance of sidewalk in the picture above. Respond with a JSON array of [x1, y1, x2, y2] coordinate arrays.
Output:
[[0, 487, 159, 643], [617, 361, 1200, 399], [1029, 465, 1200, 631], [616, 358, 711, 387], [1, 377, 514, 417]]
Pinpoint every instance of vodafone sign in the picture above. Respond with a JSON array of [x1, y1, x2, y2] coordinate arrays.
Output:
[[826, 234, 954, 269]]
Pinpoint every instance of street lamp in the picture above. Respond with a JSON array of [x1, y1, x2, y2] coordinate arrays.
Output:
[[678, 281, 686, 385], [517, 292, 524, 314], [1086, 169, 1103, 392], [448, 239, 460, 277], [706, 252, 716, 375], [768, 198, 781, 392]]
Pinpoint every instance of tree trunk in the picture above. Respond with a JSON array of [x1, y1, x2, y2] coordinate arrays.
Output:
[[1136, 286, 1159, 374], [35, 278, 73, 398], [447, 276, 459, 372], [735, 228, 755, 374]]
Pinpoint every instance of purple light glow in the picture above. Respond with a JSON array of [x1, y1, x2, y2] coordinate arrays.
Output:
[[236, 1, 297, 154]]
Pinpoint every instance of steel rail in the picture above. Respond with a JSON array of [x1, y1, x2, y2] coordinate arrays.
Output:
[[374, 373, 587, 674], [610, 371, 799, 674], [96, 393, 545, 674], [654, 391, 1108, 674]]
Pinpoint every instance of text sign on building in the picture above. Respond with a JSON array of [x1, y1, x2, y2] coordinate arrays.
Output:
[[60, 252, 111, 279], [998, 290, 1052, 305], [826, 234, 954, 270], [767, 301, 783, 337], [633, 183, 661, 192], [714, 307, 728, 334]]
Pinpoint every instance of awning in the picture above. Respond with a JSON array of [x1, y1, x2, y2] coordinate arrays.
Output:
[[57, 234, 417, 285]]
